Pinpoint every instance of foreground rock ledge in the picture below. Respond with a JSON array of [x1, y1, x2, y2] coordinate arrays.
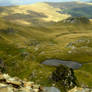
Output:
[[68, 87, 92, 92], [0, 73, 91, 92], [0, 73, 43, 92]]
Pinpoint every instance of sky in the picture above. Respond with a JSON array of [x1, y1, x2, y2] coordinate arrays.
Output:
[[0, 0, 91, 6]]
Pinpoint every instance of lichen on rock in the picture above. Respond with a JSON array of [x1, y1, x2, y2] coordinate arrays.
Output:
[[51, 65, 78, 91], [0, 73, 43, 92]]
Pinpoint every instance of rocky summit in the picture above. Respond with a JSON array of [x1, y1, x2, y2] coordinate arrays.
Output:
[[63, 17, 90, 24], [0, 73, 91, 92], [0, 73, 44, 92]]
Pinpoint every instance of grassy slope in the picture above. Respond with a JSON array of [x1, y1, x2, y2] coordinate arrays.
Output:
[[75, 63, 92, 88], [47, 1, 92, 18], [0, 18, 92, 89], [0, 18, 56, 86], [0, 2, 70, 26]]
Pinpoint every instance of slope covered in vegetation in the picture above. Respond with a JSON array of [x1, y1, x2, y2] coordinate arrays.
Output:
[[47, 1, 92, 18], [0, 17, 92, 91], [0, 2, 70, 26]]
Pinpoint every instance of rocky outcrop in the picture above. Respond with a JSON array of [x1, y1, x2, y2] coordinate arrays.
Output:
[[63, 17, 90, 24], [68, 87, 92, 92], [44, 87, 60, 92], [51, 65, 78, 91], [0, 73, 62, 92], [0, 73, 44, 92], [0, 72, 91, 92]]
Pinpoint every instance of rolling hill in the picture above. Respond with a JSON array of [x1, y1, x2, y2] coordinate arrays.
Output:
[[0, 17, 92, 90], [47, 1, 92, 18], [0, 2, 70, 26], [0, 1, 92, 91], [0, 1, 92, 26]]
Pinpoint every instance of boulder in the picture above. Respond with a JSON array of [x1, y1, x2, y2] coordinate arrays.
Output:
[[0, 73, 45, 92], [6, 77, 22, 88], [0, 84, 13, 92], [33, 89, 39, 92], [44, 87, 60, 92], [32, 84, 40, 89], [51, 65, 78, 90], [23, 81, 34, 87], [3, 74, 10, 80], [63, 17, 90, 24], [19, 87, 33, 92], [68, 87, 92, 92]]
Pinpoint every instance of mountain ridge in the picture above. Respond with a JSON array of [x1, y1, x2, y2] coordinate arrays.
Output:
[[0, 1, 92, 91], [0, 1, 92, 26], [0, 2, 71, 26], [47, 1, 92, 18]]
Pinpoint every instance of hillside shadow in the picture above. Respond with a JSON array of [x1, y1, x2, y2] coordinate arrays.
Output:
[[3, 10, 48, 25], [64, 6, 92, 18]]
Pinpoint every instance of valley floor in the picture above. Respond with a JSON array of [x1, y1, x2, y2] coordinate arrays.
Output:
[[0, 19, 92, 91]]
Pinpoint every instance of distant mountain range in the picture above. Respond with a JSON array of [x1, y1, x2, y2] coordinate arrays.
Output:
[[47, 1, 92, 18], [0, 1, 92, 26], [0, 2, 71, 26]]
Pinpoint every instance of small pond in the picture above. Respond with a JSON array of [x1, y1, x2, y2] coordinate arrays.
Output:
[[42, 59, 82, 69]]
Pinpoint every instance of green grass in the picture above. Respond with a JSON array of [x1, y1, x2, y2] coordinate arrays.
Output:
[[0, 18, 92, 90], [75, 63, 92, 88]]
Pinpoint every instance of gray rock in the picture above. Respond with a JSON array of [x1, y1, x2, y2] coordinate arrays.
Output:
[[44, 87, 60, 92]]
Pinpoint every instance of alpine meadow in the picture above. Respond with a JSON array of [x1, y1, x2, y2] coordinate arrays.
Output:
[[0, 0, 91, 92]]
